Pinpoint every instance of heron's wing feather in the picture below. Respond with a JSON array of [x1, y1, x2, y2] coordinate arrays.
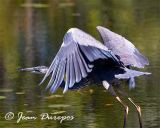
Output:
[[40, 28, 121, 93], [96, 26, 149, 68]]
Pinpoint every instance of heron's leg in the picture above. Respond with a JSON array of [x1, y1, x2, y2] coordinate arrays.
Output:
[[128, 98, 142, 128], [115, 96, 129, 128], [102, 81, 129, 128], [117, 89, 143, 128]]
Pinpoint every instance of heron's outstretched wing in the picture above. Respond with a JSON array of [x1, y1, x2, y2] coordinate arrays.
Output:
[[40, 28, 121, 93], [96, 26, 149, 68]]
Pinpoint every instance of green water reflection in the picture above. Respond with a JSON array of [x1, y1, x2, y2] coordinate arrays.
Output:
[[0, 0, 160, 128]]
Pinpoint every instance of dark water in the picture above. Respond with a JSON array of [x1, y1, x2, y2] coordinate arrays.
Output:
[[0, 0, 160, 128]]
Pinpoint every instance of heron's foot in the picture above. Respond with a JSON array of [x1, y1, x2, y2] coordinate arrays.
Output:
[[128, 98, 143, 128], [125, 106, 129, 115], [115, 96, 129, 128], [123, 106, 129, 128], [136, 105, 141, 116], [136, 105, 143, 128]]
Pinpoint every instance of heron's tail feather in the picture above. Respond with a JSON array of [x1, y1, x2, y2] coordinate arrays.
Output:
[[18, 66, 48, 74], [115, 68, 151, 79], [128, 77, 135, 89]]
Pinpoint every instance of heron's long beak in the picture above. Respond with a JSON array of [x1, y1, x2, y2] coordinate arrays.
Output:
[[18, 67, 35, 72], [18, 66, 48, 74]]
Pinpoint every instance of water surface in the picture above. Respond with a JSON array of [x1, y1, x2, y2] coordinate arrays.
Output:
[[0, 0, 160, 128]]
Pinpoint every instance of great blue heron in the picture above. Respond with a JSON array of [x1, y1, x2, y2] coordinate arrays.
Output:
[[19, 26, 150, 128]]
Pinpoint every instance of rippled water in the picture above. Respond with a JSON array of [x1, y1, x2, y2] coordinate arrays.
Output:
[[0, 0, 160, 128]]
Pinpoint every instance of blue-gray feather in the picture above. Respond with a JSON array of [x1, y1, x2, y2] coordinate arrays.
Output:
[[40, 28, 121, 93], [96, 26, 149, 68], [128, 77, 135, 89], [115, 68, 151, 79]]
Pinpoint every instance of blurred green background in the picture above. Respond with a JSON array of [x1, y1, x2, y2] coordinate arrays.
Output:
[[0, 0, 160, 128]]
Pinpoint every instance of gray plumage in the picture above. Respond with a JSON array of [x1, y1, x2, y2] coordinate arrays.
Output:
[[115, 68, 150, 79], [96, 26, 149, 68], [96, 26, 150, 89], [19, 27, 150, 93], [40, 28, 122, 93]]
